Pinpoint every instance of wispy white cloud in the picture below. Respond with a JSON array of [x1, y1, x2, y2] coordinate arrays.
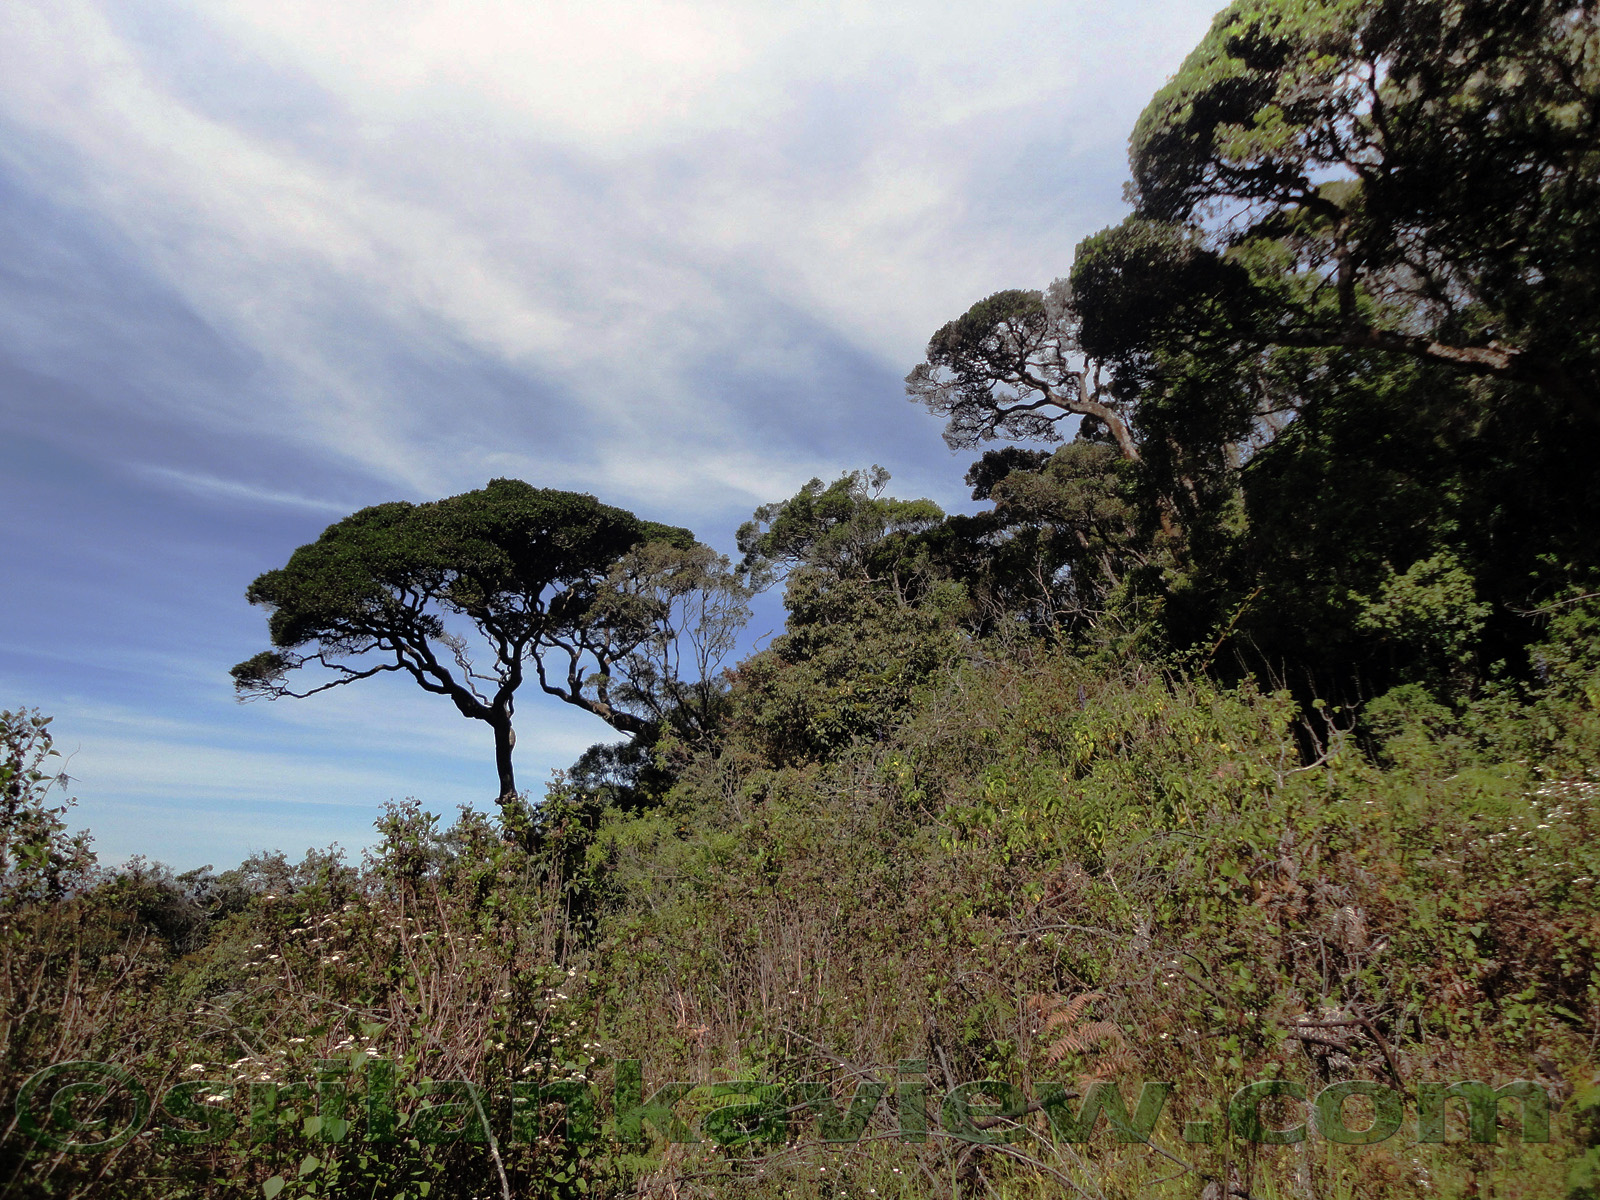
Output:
[[0, 0, 1225, 868], [0, 0, 1222, 505], [138, 465, 354, 512]]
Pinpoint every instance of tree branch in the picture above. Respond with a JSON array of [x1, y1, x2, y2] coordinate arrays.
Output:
[[1276, 324, 1597, 421]]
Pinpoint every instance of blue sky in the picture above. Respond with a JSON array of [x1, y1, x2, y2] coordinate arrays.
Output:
[[0, 0, 1223, 871]]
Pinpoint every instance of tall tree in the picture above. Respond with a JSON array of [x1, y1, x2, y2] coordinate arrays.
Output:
[[912, 0, 1599, 496], [930, 443, 1149, 638], [904, 283, 1146, 465], [231, 479, 744, 806], [737, 466, 945, 598], [730, 470, 960, 766], [589, 540, 754, 746], [906, 0, 1600, 692], [1106, 0, 1600, 678], [1125, 0, 1600, 417], [904, 274, 1241, 542]]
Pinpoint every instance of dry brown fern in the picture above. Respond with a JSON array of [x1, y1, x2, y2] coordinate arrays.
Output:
[[1027, 991, 1128, 1067]]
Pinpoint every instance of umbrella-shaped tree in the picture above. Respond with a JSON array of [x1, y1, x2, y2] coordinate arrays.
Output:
[[231, 478, 745, 807]]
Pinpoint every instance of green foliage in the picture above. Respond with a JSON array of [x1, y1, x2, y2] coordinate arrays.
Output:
[[729, 574, 964, 767], [1529, 587, 1600, 708], [1129, 0, 1600, 408], [0, 708, 94, 907], [729, 470, 966, 766], [904, 0, 1600, 706], [925, 443, 1149, 638], [15, 7, 1600, 1200], [1069, 217, 1259, 373], [575, 644, 1597, 1200], [907, 290, 1062, 449], [590, 540, 754, 747], [241, 482, 689, 659], [1569, 1081, 1600, 1198], [962, 447, 1053, 501], [10, 595, 1600, 1200], [904, 280, 1147, 473], [3, 800, 609, 1200], [1353, 551, 1492, 690], [736, 467, 944, 594]]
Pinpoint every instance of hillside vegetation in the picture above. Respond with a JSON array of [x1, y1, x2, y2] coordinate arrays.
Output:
[[5, 0, 1600, 1197]]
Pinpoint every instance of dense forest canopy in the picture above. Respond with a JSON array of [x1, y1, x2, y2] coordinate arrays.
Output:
[[904, 0, 1600, 706]]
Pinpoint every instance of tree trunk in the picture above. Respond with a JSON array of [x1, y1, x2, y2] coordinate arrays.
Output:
[[492, 719, 516, 803], [1069, 389, 1181, 539], [1280, 325, 1598, 425]]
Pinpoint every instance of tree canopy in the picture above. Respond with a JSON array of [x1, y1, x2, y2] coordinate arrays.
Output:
[[1125, 0, 1599, 414], [904, 282, 1147, 465], [901, 0, 1600, 702], [232, 479, 744, 806], [736, 466, 945, 595]]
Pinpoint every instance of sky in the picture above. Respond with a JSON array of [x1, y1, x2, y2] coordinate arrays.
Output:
[[0, 0, 1225, 872]]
